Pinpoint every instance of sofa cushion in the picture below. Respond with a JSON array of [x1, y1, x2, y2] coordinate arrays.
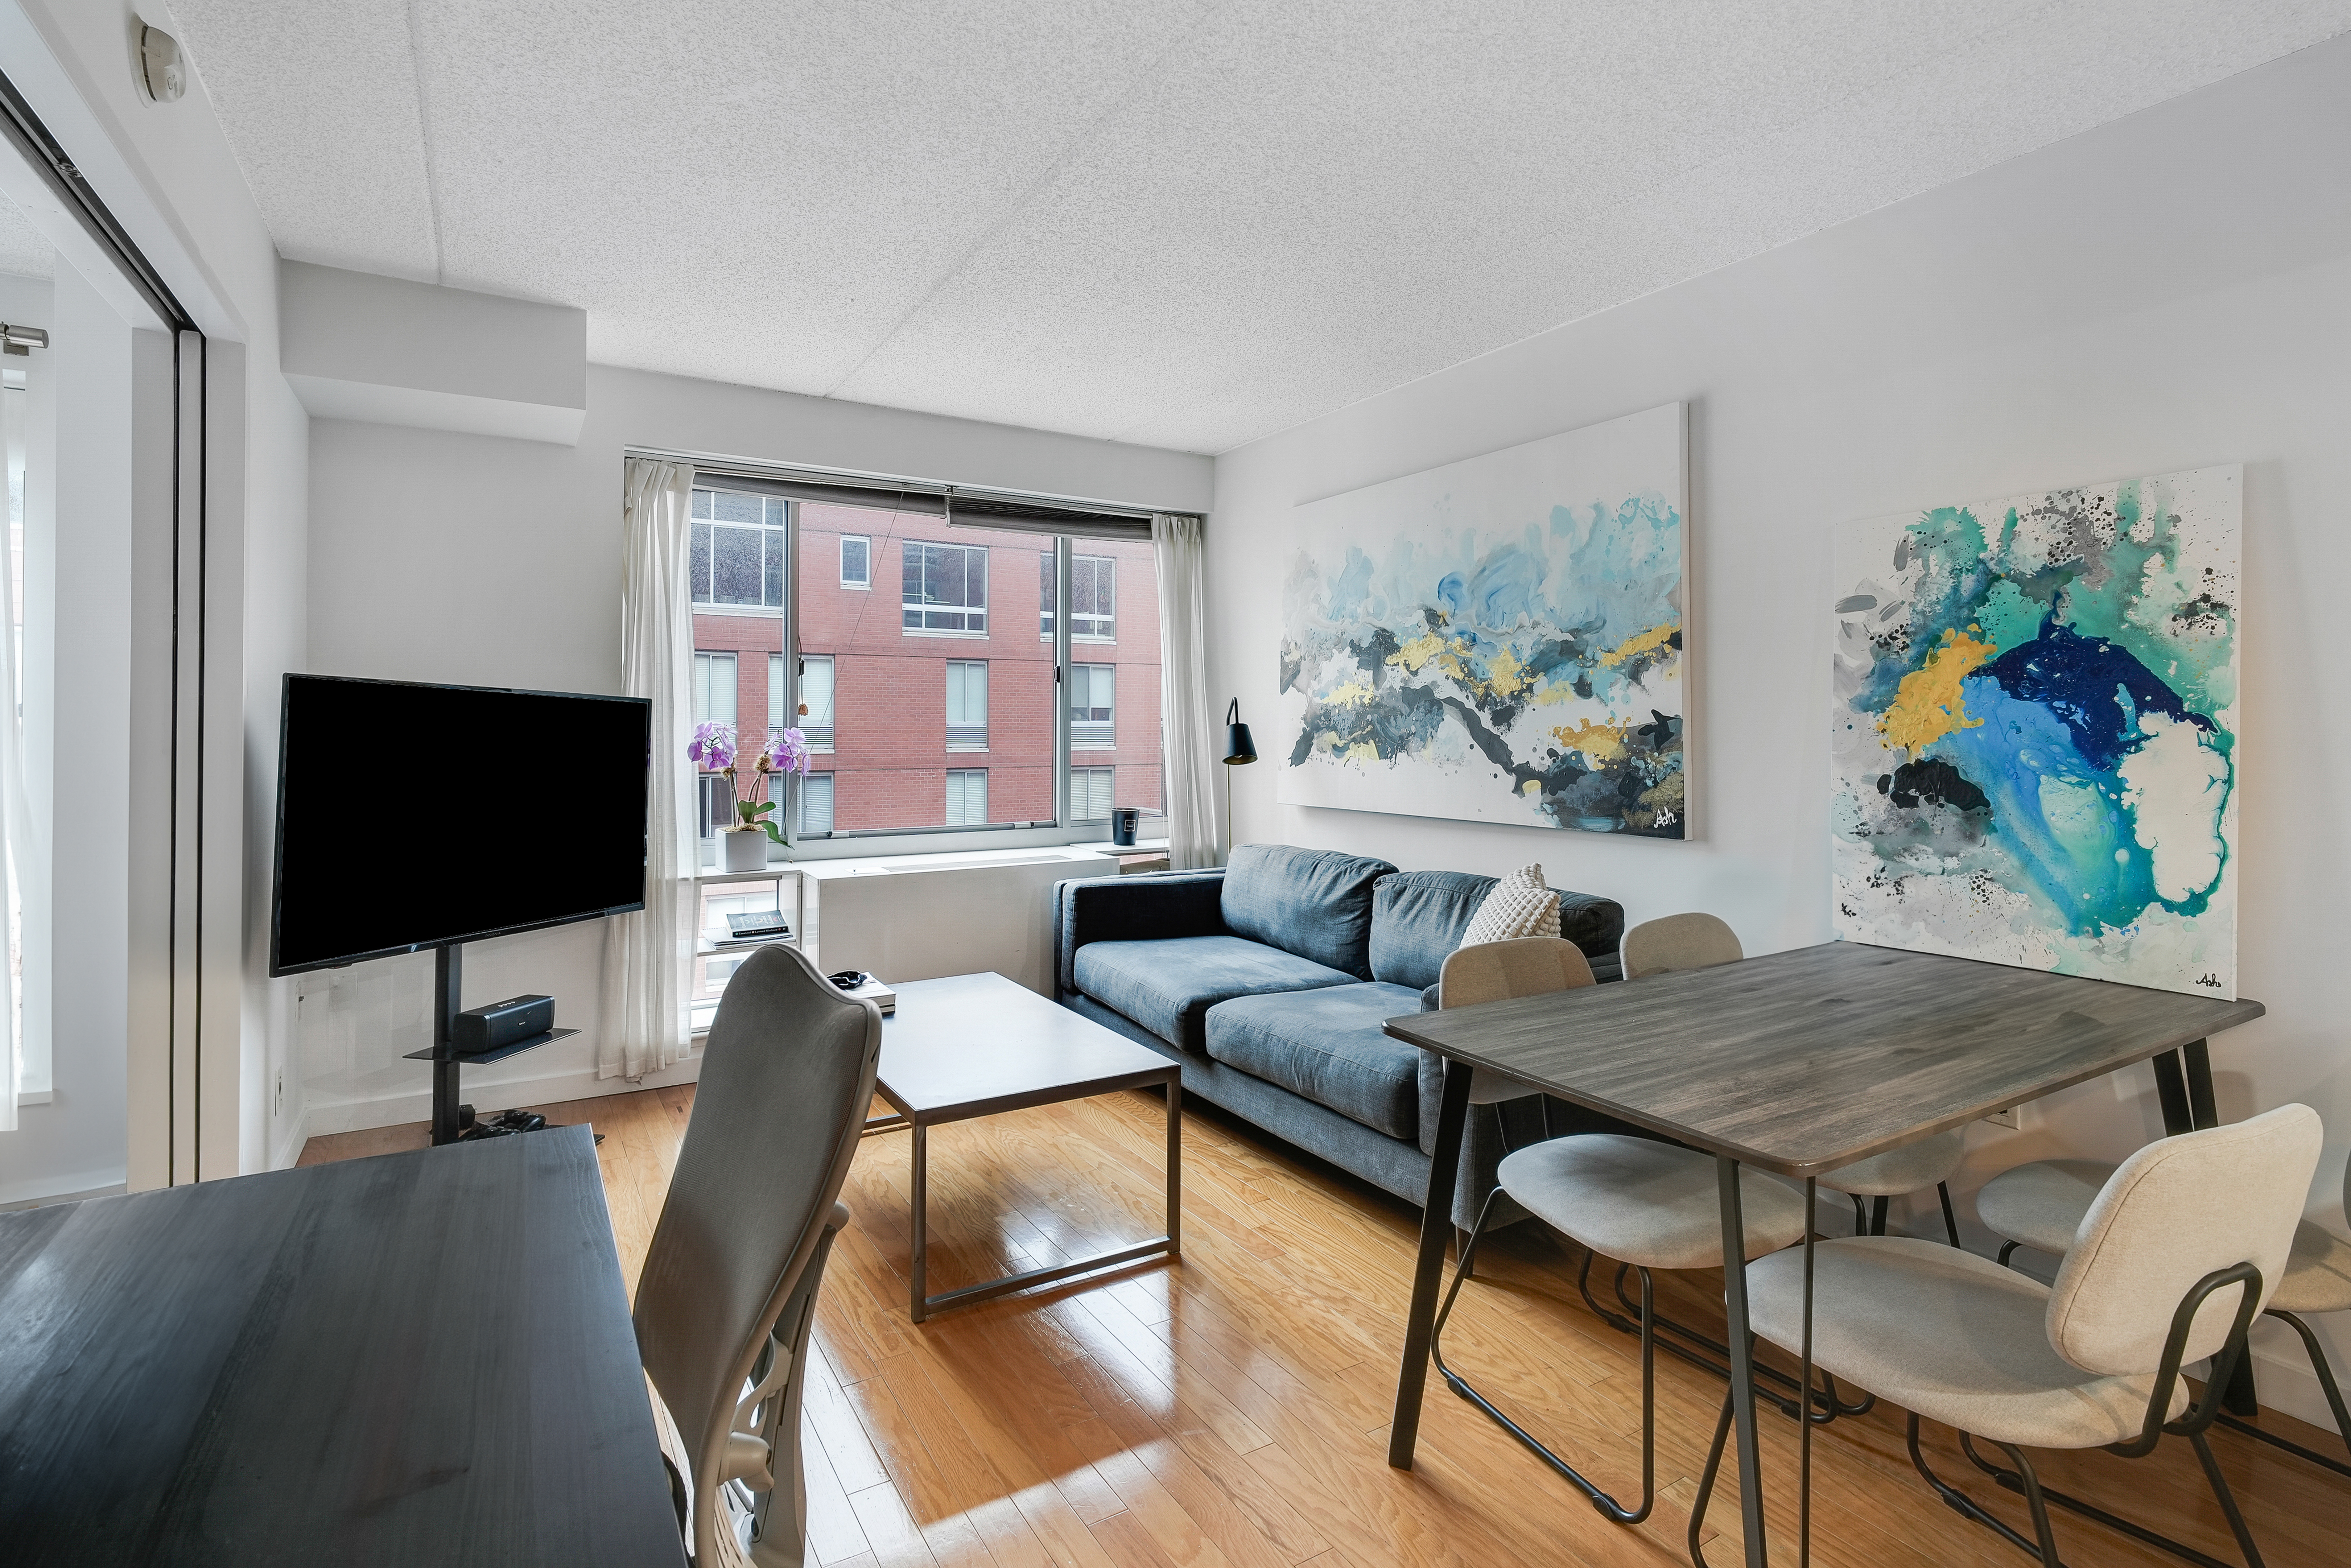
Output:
[[1222, 843, 1397, 979], [1204, 982, 1428, 1141], [1369, 871, 1497, 990], [1073, 936, 1356, 1053]]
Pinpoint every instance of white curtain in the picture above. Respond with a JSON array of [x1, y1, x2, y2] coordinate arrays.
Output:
[[601, 458, 697, 1079], [0, 378, 29, 1129], [1153, 513, 1220, 870]]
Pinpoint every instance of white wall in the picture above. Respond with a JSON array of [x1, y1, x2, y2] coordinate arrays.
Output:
[[4, 0, 311, 1186], [300, 366, 1210, 1133], [1208, 39, 2351, 1427]]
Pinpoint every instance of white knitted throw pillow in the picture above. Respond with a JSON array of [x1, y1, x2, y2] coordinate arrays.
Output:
[[1460, 864, 1562, 946]]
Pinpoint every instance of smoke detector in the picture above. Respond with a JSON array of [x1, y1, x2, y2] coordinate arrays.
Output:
[[139, 24, 185, 103]]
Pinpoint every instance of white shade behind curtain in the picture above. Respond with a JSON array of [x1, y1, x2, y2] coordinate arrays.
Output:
[[601, 459, 696, 1079], [1153, 514, 1219, 870], [0, 381, 29, 1129]]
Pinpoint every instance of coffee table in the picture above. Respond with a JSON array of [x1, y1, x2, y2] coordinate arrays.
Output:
[[863, 972, 1181, 1322]]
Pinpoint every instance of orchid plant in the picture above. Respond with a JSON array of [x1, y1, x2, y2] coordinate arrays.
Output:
[[689, 720, 813, 844]]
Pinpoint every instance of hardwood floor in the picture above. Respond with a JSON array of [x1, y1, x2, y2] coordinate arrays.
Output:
[[301, 1088, 2350, 1567]]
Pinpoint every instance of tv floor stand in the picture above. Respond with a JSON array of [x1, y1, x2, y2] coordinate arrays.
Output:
[[402, 942, 578, 1146]]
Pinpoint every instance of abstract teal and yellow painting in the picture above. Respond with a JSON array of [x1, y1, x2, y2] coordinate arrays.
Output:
[[1279, 403, 1685, 836], [1831, 466, 2239, 998]]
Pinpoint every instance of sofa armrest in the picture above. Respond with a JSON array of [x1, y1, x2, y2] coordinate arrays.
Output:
[[1053, 869, 1229, 995]]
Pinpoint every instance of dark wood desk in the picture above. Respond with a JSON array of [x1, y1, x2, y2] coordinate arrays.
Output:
[[1381, 941, 2265, 1568], [0, 1125, 684, 1568], [866, 973, 1180, 1322]]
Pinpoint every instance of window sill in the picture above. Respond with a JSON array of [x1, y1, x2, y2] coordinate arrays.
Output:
[[901, 628, 989, 639], [946, 744, 989, 753], [14, 1089, 51, 1107]]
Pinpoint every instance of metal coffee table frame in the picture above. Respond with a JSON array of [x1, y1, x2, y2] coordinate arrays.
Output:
[[865, 1042, 1181, 1324]]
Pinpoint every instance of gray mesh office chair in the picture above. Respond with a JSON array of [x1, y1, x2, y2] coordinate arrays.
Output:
[[635, 943, 883, 1566]]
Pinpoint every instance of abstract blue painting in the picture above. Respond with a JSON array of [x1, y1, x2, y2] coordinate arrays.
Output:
[[1831, 466, 2240, 997], [1279, 404, 1686, 836]]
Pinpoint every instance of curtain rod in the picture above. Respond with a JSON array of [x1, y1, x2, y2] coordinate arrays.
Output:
[[622, 444, 1190, 523]]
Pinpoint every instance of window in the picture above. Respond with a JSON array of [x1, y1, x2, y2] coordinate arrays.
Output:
[[696, 772, 736, 840], [693, 651, 738, 725], [691, 489, 788, 610], [945, 769, 988, 825], [801, 772, 834, 835], [797, 654, 834, 750], [903, 540, 988, 633], [666, 493, 1170, 845], [1073, 766, 1116, 820], [945, 661, 987, 749], [1070, 663, 1115, 747], [1042, 552, 1116, 640]]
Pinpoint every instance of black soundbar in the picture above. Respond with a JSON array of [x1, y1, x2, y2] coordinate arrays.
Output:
[[452, 994, 555, 1055]]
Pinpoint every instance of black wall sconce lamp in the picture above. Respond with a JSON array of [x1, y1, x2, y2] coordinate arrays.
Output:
[[1222, 698, 1257, 766], [1220, 700, 1255, 858]]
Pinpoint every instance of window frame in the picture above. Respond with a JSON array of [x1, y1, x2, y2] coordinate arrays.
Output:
[[688, 486, 1162, 860], [839, 533, 871, 590], [1042, 551, 1117, 642], [1069, 661, 1115, 750], [901, 539, 989, 635], [945, 659, 988, 750]]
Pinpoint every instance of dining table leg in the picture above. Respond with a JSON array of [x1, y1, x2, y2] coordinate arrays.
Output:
[[1389, 1055, 1473, 1469], [2163, 1040, 2257, 1416], [1717, 1156, 1769, 1568]]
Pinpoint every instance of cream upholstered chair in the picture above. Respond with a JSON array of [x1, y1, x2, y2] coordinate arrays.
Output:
[[635, 944, 882, 1566], [1623, 913, 1968, 1246], [1428, 936, 1809, 1524], [1692, 1105, 2324, 1568], [1618, 910, 1742, 980], [1981, 1146, 2351, 1471]]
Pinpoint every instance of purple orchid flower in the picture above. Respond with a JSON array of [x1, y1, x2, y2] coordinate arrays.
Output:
[[767, 727, 812, 776], [687, 720, 737, 771]]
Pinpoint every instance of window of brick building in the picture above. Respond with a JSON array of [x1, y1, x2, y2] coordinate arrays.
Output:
[[1041, 552, 1116, 641], [801, 773, 834, 834], [1073, 766, 1116, 821], [694, 651, 738, 724], [795, 654, 834, 750], [903, 540, 988, 633], [1069, 663, 1115, 748], [692, 490, 786, 609], [945, 769, 988, 825], [674, 472, 1166, 854], [945, 661, 987, 749]]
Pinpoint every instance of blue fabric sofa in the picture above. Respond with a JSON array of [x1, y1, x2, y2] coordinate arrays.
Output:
[[1052, 843, 1626, 1227]]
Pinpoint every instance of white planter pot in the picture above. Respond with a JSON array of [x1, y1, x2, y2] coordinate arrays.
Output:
[[721, 829, 769, 872]]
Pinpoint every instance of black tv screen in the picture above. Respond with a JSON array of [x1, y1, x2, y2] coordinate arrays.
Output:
[[270, 675, 651, 975]]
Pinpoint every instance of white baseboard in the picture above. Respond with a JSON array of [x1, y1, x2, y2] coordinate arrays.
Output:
[[0, 1172, 127, 1210], [269, 1101, 311, 1172], [299, 1048, 705, 1141], [2247, 1332, 2348, 1435]]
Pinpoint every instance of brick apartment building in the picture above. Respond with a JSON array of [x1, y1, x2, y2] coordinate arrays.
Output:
[[689, 488, 1163, 843]]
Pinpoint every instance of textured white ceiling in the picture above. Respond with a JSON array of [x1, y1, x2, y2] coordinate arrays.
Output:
[[167, 1, 2351, 455]]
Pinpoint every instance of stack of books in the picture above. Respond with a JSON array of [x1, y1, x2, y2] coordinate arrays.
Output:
[[711, 910, 793, 949]]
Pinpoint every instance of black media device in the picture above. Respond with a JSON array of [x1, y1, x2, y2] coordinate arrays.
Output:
[[452, 994, 555, 1055], [268, 674, 651, 1145]]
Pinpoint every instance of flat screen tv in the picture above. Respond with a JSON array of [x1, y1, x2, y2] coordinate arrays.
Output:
[[270, 674, 651, 976]]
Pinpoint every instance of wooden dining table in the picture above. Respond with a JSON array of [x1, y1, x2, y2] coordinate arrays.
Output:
[[1380, 940, 2266, 1568]]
